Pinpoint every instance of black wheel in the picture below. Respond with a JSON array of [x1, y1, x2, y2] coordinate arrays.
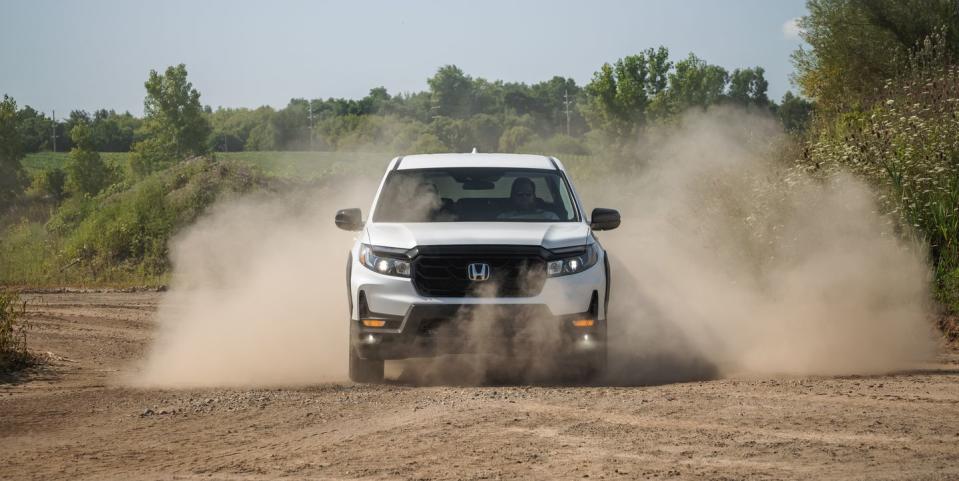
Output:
[[349, 346, 384, 383]]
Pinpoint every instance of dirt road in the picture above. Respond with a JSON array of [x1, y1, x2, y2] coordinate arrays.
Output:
[[2, 292, 958, 480]]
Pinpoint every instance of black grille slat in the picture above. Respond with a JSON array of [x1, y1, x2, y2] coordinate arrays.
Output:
[[412, 245, 548, 298]]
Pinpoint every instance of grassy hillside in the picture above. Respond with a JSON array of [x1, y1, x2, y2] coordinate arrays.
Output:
[[1, 157, 274, 286]]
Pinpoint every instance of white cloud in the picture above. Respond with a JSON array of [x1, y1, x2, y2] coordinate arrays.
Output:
[[782, 17, 803, 40]]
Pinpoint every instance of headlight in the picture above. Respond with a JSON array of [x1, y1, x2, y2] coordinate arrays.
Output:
[[359, 244, 412, 277], [547, 243, 601, 277]]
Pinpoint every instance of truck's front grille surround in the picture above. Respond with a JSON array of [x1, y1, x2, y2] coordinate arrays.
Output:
[[411, 245, 549, 298]]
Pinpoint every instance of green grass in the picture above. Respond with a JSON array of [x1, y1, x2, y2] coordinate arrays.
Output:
[[22, 152, 129, 174], [215, 151, 393, 179]]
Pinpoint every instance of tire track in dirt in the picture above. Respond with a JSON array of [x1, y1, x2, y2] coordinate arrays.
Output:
[[2, 293, 958, 481]]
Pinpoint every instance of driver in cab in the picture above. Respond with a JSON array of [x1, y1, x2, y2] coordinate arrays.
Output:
[[497, 177, 559, 221]]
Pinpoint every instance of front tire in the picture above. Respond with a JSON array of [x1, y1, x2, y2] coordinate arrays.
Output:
[[349, 346, 384, 383]]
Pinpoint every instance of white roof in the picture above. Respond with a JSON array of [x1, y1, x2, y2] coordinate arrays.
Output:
[[394, 153, 558, 171]]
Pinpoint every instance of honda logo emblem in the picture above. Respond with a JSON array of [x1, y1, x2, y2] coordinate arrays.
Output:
[[467, 263, 491, 281]]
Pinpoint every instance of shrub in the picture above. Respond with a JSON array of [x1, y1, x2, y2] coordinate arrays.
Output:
[[57, 158, 268, 280], [498, 126, 537, 152], [0, 291, 31, 372], [27, 168, 67, 203]]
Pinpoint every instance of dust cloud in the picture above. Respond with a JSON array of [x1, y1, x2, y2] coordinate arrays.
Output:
[[132, 182, 374, 387], [590, 107, 937, 380], [133, 107, 937, 388]]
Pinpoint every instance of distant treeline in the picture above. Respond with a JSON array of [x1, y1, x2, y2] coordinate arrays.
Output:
[[8, 46, 812, 157]]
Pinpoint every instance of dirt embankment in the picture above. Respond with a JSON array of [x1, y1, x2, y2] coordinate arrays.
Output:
[[2, 292, 959, 481]]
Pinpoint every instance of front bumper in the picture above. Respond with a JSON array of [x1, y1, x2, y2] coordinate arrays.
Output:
[[351, 302, 606, 360], [349, 253, 608, 360], [348, 246, 609, 360]]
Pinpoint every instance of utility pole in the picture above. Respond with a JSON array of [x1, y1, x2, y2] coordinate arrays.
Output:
[[307, 100, 315, 151], [563, 89, 572, 137], [51, 110, 57, 152]]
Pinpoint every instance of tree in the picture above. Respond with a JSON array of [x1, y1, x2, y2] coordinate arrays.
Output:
[[428, 65, 475, 118], [582, 47, 674, 138], [728, 67, 770, 107], [15, 105, 53, 153], [792, 0, 959, 109], [66, 121, 114, 196], [130, 64, 211, 175], [90, 109, 139, 152], [0, 95, 27, 206], [33, 168, 66, 202], [664, 53, 729, 113], [777, 91, 814, 133]]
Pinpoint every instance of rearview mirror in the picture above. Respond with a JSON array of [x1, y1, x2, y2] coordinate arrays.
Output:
[[590, 208, 620, 231], [335, 208, 363, 231]]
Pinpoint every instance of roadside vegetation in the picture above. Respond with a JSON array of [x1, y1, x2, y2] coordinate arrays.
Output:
[[0, 291, 31, 372], [0, 0, 957, 328], [792, 0, 959, 314]]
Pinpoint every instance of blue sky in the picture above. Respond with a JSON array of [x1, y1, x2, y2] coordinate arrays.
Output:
[[1, 0, 808, 116]]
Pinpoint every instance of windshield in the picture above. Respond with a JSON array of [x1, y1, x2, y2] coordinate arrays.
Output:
[[372, 168, 579, 222]]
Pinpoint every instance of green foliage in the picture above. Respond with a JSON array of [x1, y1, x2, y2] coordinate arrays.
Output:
[[90, 109, 140, 152], [130, 136, 177, 177], [582, 47, 672, 137], [0, 220, 56, 283], [66, 122, 116, 196], [581, 48, 772, 140], [0, 95, 28, 207], [728, 67, 770, 107], [777, 91, 814, 133], [516, 134, 590, 156], [804, 59, 959, 282], [21, 152, 128, 175], [29, 168, 67, 202], [0, 291, 31, 372], [498, 125, 537, 152], [60, 159, 261, 277], [793, 0, 959, 108], [664, 53, 729, 113], [428, 65, 475, 118], [130, 64, 211, 176], [15, 105, 54, 153]]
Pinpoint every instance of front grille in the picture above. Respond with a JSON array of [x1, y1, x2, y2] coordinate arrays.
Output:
[[412, 245, 548, 297]]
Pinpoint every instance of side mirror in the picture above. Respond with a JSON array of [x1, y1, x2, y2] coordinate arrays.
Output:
[[590, 208, 620, 231], [335, 208, 363, 231]]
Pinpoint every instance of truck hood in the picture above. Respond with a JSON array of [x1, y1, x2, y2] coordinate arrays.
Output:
[[365, 222, 590, 250]]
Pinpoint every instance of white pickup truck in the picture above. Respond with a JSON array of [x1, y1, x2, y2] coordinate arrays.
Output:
[[336, 153, 620, 383]]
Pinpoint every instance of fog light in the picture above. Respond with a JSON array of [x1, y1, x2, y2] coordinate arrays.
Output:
[[362, 319, 386, 327], [571, 319, 594, 327], [362, 334, 380, 344]]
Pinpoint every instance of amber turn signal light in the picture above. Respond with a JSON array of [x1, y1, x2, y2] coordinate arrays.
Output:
[[571, 319, 594, 327], [362, 319, 386, 327]]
